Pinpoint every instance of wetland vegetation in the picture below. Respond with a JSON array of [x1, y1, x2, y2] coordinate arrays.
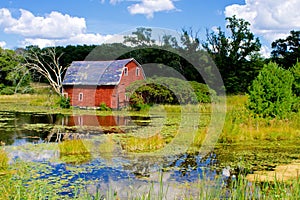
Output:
[[0, 92, 299, 199], [0, 17, 299, 199]]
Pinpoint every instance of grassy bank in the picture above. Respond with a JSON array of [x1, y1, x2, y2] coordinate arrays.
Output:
[[0, 92, 300, 199]]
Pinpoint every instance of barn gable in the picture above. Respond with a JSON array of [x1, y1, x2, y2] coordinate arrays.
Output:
[[62, 58, 141, 86], [62, 58, 145, 109]]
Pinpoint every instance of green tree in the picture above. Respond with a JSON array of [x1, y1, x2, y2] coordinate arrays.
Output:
[[271, 30, 300, 69], [247, 62, 295, 119], [290, 62, 300, 112], [123, 27, 155, 47], [0, 48, 31, 94], [203, 15, 262, 94]]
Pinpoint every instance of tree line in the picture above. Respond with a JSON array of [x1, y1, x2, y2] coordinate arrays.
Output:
[[0, 15, 299, 111]]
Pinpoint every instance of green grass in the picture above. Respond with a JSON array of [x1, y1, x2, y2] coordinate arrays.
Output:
[[0, 149, 8, 172], [59, 139, 92, 164], [121, 133, 166, 152]]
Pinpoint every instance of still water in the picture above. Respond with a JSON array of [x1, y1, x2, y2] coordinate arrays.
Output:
[[0, 111, 232, 198]]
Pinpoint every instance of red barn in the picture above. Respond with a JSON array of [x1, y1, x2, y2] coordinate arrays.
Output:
[[62, 58, 145, 109]]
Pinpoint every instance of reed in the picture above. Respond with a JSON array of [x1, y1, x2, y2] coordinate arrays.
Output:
[[0, 149, 8, 172], [121, 133, 166, 152], [59, 139, 92, 164]]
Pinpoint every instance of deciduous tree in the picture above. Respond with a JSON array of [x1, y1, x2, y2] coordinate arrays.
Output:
[[203, 15, 262, 94], [23, 46, 65, 95]]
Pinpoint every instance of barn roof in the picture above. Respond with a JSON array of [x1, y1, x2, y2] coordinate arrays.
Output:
[[62, 58, 140, 86]]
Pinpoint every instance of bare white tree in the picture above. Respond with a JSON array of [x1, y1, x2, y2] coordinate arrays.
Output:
[[23, 47, 65, 95]]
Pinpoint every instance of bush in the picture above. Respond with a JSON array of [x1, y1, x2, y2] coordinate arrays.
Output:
[[58, 96, 71, 108], [98, 102, 112, 111], [290, 62, 300, 112], [0, 87, 14, 95], [189, 81, 216, 103], [129, 93, 146, 111], [247, 62, 295, 119]]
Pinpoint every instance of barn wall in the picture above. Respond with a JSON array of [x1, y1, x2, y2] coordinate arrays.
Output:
[[63, 85, 116, 108], [62, 60, 145, 109], [117, 61, 145, 108]]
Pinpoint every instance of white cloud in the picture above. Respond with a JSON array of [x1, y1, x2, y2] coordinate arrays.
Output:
[[109, 0, 122, 5], [22, 33, 114, 48], [0, 8, 16, 27], [0, 8, 114, 48], [225, 0, 300, 44], [2, 9, 86, 39], [0, 41, 6, 48], [128, 0, 177, 18]]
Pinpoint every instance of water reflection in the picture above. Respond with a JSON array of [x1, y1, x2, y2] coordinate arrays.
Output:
[[0, 111, 151, 145], [1, 110, 237, 198]]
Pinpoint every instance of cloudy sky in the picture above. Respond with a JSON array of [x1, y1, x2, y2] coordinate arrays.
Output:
[[0, 0, 299, 57]]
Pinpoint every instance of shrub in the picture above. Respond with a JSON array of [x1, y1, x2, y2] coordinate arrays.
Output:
[[291, 62, 300, 97], [58, 96, 71, 108], [189, 81, 216, 103], [290, 62, 300, 112], [247, 62, 295, 119], [129, 92, 146, 111], [0, 87, 14, 95], [98, 102, 112, 111]]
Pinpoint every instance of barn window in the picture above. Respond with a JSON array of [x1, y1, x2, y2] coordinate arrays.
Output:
[[79, 93, 83, 101], [124, 67, 128, 76], [136, 68, 140, 76]]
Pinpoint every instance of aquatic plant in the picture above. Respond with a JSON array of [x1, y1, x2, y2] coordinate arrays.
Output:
[[0, 149, 8, 172], [59, 139, 92, 164], [121, 133, 166, 152]]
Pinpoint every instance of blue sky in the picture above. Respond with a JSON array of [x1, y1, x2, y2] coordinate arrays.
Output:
[[0, 0, 299, 57]]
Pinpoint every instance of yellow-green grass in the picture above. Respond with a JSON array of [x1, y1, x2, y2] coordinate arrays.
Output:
[[121, 133, 166, 153], [193, 95, 300, 146], [59, 139, 92, 164], [0, 149, 8, 172]]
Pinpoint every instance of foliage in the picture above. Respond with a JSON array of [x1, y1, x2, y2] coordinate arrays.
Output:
[[247, 62, 295, 119], [271, 30, 300, 69], [57, 96, 71, 108], [189, 81, 216, 103], [59, 139, 92, 164], [123, 27, 155, 47], [121, 133, 166, 152], [98, 102, 112, 111], [291, 62, 300, 112], [0, 47, 32, 94], [128, 92, 148, 111], [0, 149, 8, 171], [291, 62, 300, 96], [127, 77, 216, 110], [203, 15, 263, 94]]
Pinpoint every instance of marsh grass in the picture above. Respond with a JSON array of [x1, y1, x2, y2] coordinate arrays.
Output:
[[215, 95, 300, 143], [59, 139, 92, 164], [0, 149, 8, 172], [121, 133, 166, 152]]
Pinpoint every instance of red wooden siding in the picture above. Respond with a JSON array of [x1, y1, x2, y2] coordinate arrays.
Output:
[[63, 60, 145, 109]]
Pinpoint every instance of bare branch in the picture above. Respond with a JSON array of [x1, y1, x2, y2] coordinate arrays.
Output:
[[24, 47, 65, 95]]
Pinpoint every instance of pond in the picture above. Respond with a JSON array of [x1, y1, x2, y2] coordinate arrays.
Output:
[[1, 111, 300, 199]]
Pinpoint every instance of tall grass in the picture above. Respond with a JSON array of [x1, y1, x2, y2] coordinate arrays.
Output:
[[59, 139, 92, 164], [194, 95, 300, 145], [121, 133, 166, 152], [0, 149, 8, 172]]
